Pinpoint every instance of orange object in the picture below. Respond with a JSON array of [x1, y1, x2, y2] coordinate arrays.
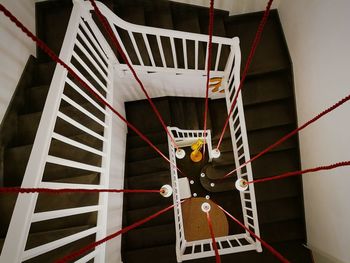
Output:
[[190, 139, 204, 162], [190, 150, 203, 162]]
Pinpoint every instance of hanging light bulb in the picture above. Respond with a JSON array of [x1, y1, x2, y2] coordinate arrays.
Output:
[[160, 184, 173, 197], [235, 178, 248, 192], [176, 148, 186, 159], [211, 148, 221, 158]]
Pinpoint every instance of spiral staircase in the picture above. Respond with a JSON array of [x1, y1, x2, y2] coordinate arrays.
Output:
[[0, 0, 313, 262]]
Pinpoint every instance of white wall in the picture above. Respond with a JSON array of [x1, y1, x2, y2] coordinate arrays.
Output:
[[0, 0, 36, 122], [172, 0, 280, 15], [278, 1, 350, 262]]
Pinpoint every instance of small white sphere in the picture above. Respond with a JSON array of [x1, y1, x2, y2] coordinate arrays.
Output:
[[235, 178, 249, 192], [175, 149, 186, 159], [210, 183, 215, 187], [190, 180, 194, 185], [211, 148, 221, 158], [160, 184, 173, 197], [193, 193, 197, 197], [200, 173, 206, 178], [201, 202, 211, 213], [205, 195, 210, 199]]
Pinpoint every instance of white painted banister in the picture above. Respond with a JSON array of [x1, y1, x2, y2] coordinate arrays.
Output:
[[1, 0, 260, 262], [0, 1, 116, 262]]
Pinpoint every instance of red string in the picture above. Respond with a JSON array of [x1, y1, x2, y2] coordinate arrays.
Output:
[[56, 202, 177, 263], [0, 187, 162, 194], [0, 3, 183, 174], [217, 205, 290, 263], [88, 0, 179, 150], [206, 211, 221, 263], [203, 0, 214, 158], [216, 0, 274, 150], [224, 93, 350, 178], [248, 160, 350, 184]]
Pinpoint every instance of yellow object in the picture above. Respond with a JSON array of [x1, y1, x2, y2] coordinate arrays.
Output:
[[190, 139, 204, 162], [191, 139, 204, 151]]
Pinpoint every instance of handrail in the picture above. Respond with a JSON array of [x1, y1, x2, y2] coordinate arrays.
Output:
[[86, 1, 239, 75], [222, 39, 262, 252], [91, 3, 234, 45], [0, 1, 116, 261]]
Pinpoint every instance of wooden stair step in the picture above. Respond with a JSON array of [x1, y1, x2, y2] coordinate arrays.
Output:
[[125, 223, 175, 250]]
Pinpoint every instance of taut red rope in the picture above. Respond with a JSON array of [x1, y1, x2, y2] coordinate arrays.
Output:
[[0, 3, 182, 174], [216, 0, 274, 150], [88, 0, 179, 150], [248, 160, 350, 184], [224, 93, 350, 178], [217, 205, 290, 263], [0, 187, 163, 194], [206, 211, 221, 263], [56, 202, 178, 263], [203, 0, 214, 157]]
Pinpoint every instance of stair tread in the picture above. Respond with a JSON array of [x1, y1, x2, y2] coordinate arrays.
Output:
[[126, 191, 172, 212], [144, 0, 174, 67], [36, 1, 72, 61], [124, 241, 311, 263], [225, 10, 290, 75], [127, 157, 170, 176], [125, 223, 175, 250], [127, 142, 168, 162], [126, 170, 171, 189], [244, 99, 296, 132], [258, 196, 303, 224], [4, 132, 103, 186], [25, 228, 95, 263], [170, 2, 205, 69], [200, 172, 234, 192], [260, 219, 306, 244], [169, 98, 200, 130], [0, 194, 17, 237], [15, 101, 105, 146], [255, 176, 302, 202], [203, 163, 235, 180], [115, 4, 151, 66], [242, 70, 293, 106], [123, 244, 177, 263], [251, 148, 300, 179], [125, 98, 171, 135], [248, 124, 298, 156], [26, 224, 93, 250], [127, 204, 174, 229], [195, 98, 212, 131], [209, 99, 230, 139], [198, 8, 229, 70], [127, 130, 167, 149], [212, 151, 234, 167], [23, 85, 49, 113]]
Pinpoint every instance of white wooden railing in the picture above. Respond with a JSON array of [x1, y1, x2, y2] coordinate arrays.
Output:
[[1, 0, 261, 261], [167, 127, 213, 261], [0, 1, 117, 262], [167, 125, 261, 261], [222, 38, 262, 252], [95, 2, 233, 76]]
